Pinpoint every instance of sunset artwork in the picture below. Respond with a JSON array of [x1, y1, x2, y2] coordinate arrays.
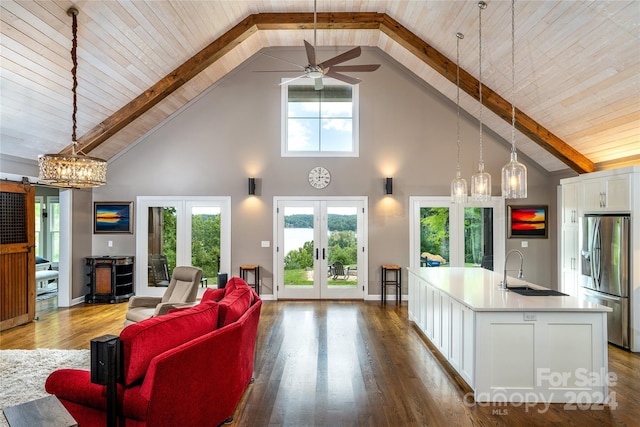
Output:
[[94, 203, 132, 233], [508, 206, 547, 238]]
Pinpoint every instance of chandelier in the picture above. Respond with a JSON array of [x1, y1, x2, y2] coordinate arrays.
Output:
[[501, 0, 527, 199], [38, 8, 107, 188]]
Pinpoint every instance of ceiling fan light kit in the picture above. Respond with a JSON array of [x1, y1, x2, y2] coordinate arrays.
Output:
[[266, 0, 380, 90]]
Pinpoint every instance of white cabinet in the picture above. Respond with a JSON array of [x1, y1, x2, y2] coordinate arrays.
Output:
[[562, 182, 579, 225], [409, 273, 475, 389], [559, 180, 580, 296], [582, 174, 630, 212], [561, 225, 579, 296], [449, 299, 475, 387]]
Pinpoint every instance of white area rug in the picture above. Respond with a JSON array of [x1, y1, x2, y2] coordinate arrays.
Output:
[[0, 349, 90, 425]]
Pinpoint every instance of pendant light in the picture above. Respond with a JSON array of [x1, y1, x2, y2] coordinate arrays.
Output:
[[450, 32, 468, 204], [38, 8, 107, 188], [470, 1, 491, 201], [501, 0, 527, 199]]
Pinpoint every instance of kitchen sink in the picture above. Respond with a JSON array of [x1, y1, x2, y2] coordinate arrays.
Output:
[[507, 287, 568, 296]]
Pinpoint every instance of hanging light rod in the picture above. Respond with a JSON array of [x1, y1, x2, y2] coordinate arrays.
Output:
[[450, 32, 468, 204], [38, 7, 107, 188], [470, 1, 491, 202], [501, 0, 527, 199]]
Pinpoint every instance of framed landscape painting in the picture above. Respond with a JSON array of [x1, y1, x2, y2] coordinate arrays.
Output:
[[508, 205, 548, 238], [94, 202, 133, 234]]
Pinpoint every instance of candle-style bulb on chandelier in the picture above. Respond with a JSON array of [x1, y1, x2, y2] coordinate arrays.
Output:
[[470, 1, 491, 201], [501, 0, 527, 199], [38, 8, 107, 188], [450, 32, 468, 203]]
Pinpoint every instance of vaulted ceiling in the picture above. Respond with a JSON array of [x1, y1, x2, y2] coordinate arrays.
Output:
[[1, 1, 639, 174]]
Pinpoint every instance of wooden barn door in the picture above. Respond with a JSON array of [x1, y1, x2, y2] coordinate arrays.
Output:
[[1, 180, 35, 331]]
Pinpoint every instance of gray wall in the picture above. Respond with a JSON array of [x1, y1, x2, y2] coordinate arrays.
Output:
[[93, 46, 559, 294]]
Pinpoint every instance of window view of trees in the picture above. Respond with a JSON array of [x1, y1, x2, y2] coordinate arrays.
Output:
[[161, 207, 221, 281], [420, 207, 493, 267], [420, 208, 450, 266]]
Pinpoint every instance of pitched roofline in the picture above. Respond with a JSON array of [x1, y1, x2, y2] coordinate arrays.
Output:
[[65, 12, 594, 174]]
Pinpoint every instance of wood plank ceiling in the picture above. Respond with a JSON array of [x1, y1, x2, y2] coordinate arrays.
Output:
[[1, 1, 639, 174]]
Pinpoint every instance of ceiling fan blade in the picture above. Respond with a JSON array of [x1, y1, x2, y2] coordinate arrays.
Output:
[[279, 74, 308, 86], [304, 40, 317, 66], [325, 70, 361, 85], [260, 52, 305, 69], [314, 78, 324, 91], [318, 46, 362, 68], [254, 70, 303, 73], [329, 64, 381, 72]]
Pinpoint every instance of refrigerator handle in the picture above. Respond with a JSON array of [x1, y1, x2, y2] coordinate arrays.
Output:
[[592, 218, 602, 288]]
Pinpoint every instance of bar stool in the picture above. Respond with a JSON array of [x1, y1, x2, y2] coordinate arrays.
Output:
[[239, 264, 260, 296], [381, 265, 401, 305]]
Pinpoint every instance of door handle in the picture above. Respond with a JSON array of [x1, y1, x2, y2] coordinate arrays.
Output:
[[315, 248, 319, 260], [322, 248, 326, 260]]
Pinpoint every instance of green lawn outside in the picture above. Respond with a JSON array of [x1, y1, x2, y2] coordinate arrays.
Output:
[[284, 268, 357, 286]]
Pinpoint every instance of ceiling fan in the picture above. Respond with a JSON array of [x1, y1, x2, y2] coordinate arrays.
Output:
[[259, 0, 380, 90]]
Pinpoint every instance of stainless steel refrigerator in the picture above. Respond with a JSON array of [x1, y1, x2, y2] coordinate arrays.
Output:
[[580, 214, 630, 348]]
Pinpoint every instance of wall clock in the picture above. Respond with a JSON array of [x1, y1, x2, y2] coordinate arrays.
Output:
[[308, 166, 331, 189]]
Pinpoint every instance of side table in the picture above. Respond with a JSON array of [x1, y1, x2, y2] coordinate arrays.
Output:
[[3, 395, 77, 427], [239, 264, 260, 296]]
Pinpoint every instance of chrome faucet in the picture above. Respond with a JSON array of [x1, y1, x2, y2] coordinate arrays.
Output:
[[500, 249, 524, 290]]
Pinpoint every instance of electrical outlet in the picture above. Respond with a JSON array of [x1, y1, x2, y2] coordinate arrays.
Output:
[[261, 241, 270, 248], [108, 240, 113, 247], [524, 312, 536, 321], [521, 241, 528, 248]]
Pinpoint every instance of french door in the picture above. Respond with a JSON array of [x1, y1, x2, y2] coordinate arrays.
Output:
[[409, 196, 505, 271], [135, 196, 231, 296], [275, 197, 366, 299]]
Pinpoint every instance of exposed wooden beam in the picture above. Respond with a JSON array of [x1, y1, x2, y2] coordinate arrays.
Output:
[[66, 14, 260, 155], [68, 12, 594, 174]]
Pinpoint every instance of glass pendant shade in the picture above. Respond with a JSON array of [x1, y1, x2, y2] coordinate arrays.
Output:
[[501, 151, 527, 198], [471, 163, 491, 201], [451, 170, 468, 203]]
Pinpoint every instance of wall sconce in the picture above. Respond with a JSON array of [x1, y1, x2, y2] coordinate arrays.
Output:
[[385, 177, 393, 195], [248, 177, 256, 195]]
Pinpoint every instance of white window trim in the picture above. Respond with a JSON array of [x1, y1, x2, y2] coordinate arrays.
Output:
[[409, 196, 505, 271], [47, 196, 59, 265], [281, 78, 359, 157]]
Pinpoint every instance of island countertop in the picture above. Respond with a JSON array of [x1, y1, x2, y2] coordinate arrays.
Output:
[[408, 267, 611, 312]]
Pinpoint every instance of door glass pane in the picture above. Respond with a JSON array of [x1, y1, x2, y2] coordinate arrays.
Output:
[[49, 202, 60, 263], [464, 207, 494, 269], [191, 206, 221, 286], [283, 207, 314, 288], [420, 207, 450, 267], [147, 207, 177, 287], [35, 200, 42, 257], [327, 206, 357, 288]]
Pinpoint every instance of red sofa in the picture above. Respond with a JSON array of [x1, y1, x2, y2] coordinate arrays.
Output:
[[45, 277, 261, 426]]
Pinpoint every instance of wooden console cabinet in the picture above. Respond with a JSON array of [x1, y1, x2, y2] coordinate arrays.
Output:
[[85, 256, 135, 303]]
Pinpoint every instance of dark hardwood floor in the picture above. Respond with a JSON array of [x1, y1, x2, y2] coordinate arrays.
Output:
[[1, 297, 639, 426]]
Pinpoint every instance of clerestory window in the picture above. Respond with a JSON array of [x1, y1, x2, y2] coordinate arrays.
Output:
[[282, 79, 359, 157]]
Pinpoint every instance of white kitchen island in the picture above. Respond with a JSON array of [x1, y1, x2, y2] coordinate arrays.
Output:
[[408, 267, 613, 404]]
